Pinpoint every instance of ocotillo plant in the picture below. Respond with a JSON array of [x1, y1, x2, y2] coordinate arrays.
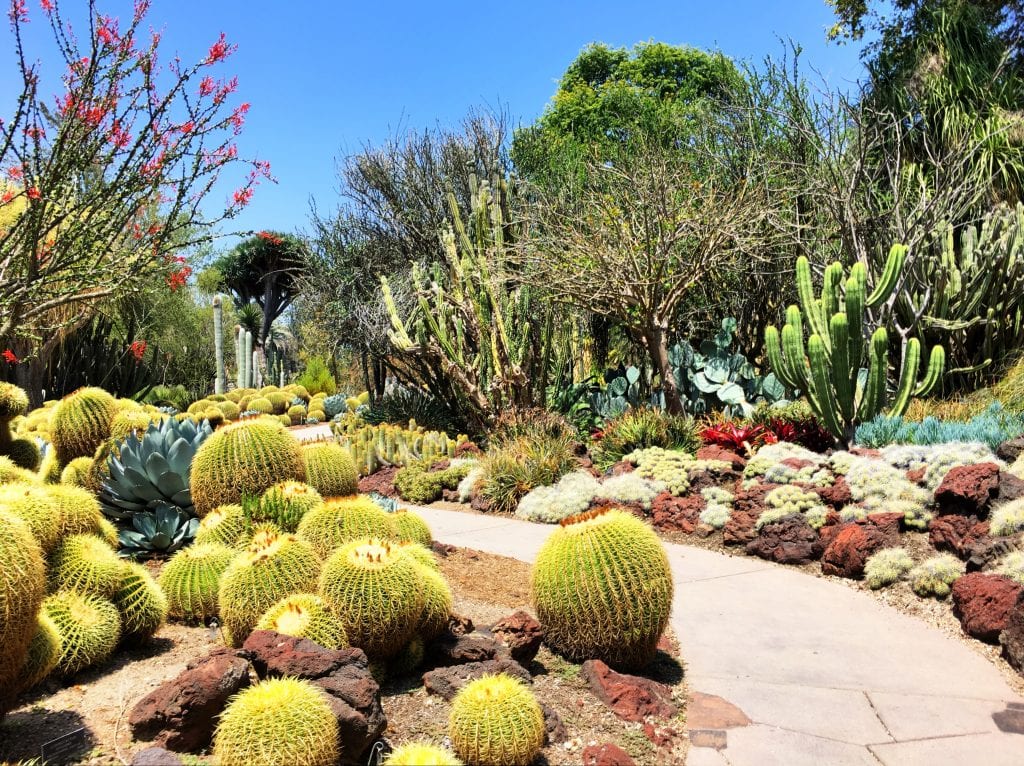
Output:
[[764, 245, 945, 446], [213, 296, 226, 395]]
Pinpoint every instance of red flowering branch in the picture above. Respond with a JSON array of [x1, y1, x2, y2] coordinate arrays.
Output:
[[0, 0, 273, 349]]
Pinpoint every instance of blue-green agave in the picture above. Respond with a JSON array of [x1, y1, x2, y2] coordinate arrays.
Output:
[[118, 503, 199, 558]]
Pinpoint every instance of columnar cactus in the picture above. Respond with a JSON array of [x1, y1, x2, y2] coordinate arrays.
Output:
[[214, 295, 226, 395], [765, 246, 945, 445]]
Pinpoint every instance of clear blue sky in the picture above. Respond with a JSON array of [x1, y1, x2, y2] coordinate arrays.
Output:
[[1, 0, 875, 245]]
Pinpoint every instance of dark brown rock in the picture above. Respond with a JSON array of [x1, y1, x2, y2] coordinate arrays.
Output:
[[606, 460, 636, 477], [724, 483, 778, 546], [952, 573, 1023, 643], [241, 631, 385, 764], [820, 523, 894, 579], [447, 613, 474, 636], [651, 492, 704, 534], [129, 648, 250, 752], [697, 445, 747, 471], [814, 476, 852, 510], [423, 633, 509, 667], [580, 659, 678, 723], [582, 743, 637, 766], [431, 541, 456, 557], [865, 512, 905, 537], [469, 492, 493, 513], [996, 436, 1024, 463], [131, 748, 184, 766], [935, 463, 1001, 517], [422, 658, 532, 700], [541, 702, 568, 745], [745, 514, 820, 565], [454, 441, 483, 459], [687, 464, 741, 496], [491, 611, 544, 664], [929, 515, 988, 558], [357, 465, 400, 497], [966, 536, 1019, 572], [998, 472, 1024, 502], [906, 466, 927, 485], [1000, 591, 1024, 673]]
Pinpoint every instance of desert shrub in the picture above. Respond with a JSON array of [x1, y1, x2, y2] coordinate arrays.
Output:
[[595, 407, 699, 470], [142, 385, 191, 412], [394, 460, 474, 504], [490, 407, 576, 447], [295, 356, 337, 397], [699, 487, 733, 528], [751, 400, 835, 452], [479, 433, 577, 514]]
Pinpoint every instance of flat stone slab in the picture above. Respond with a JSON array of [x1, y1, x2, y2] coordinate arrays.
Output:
[[287, 423, 333, 443], [408, 505, 1024, 766]]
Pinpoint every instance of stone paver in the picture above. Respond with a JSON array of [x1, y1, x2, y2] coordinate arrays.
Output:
[[411, 506, 1024, 765]]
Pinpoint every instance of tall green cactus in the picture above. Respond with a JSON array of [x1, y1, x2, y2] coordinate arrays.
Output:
[[213, 296, 226, 395], [765, 245, 945, 445]]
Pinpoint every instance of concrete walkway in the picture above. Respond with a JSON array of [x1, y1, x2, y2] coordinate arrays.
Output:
[[412, 506, 1024, 766]]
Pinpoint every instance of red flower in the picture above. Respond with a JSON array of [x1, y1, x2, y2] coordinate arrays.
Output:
[[40, 0, 53, 12], [206, 33, 233, 64], [2, 349, 18, 364], [232, 187, 253, 207], [257, 230, 283, 245], [198, 76, 215, 96], [129, 340, 147, 361], [26, 186, 40, 200]]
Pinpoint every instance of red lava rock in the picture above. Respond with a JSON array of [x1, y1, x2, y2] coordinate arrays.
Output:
[[820, 523, 894, 579], [491, 611, 545, 664], [745, 514, 820, 564], [642, 722, 679, 748], [357, 465, 400, 497], [582, 743, 637, 766], [651, 492, 704, 533], [865, 512, 904, 536], [724, 484, 778, 546], [780, 457, 815, 470], [929, 515, 988, 558], [697, 445, 747, 470], [447, 613, 474, 635], [998, 472, 1024, 502], [1000, 591, 1024, 673], [935, 463, 1001, 517], [606, 460, 636, 477], [580, 659, 678, 723], [850, 447, 882, 458], [422, 658, 532, 700], [424, 633, 509, 667], [128, 647, 250, 752], [687, 691, 751, 729], [952, 573, 1023, 643], [241, 631, 385, 764], [814, 476, 852, 509], [592, 498, 646, 519], [454, 441, 482, 458], [906, 466, 927, 485]]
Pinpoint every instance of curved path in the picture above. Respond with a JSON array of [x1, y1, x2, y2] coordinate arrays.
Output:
[[411, 506, 1024, 766]]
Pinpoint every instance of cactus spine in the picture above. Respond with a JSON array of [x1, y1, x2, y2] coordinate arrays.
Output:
[[765, 245, 945, 446]]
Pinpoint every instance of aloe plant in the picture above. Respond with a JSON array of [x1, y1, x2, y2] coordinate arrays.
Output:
[[118, 503, 199, 558], [100, 418, 213, 520]]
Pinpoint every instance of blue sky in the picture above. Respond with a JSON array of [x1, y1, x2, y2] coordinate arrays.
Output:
[[1, 1, 875, 246]]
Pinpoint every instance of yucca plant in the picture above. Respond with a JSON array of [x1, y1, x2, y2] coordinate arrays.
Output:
[[100, 418, 213, 520], [118, 503, 199, 558]]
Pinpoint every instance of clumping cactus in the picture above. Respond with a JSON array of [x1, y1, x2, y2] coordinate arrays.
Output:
[[296, 496, 399, 558], [43, 590, 122, 675], [416, 565, 454, 642], [908, 554, 964, 598], [995, 551, 1024, 585], [531, 508, 672, 670], [194, 504, 250, 548], [384, 742, 463, 766], [302, 441, 359, 498], [598, 472, 665, 509], [159, 542, 237, 623], [990, 499, 1024, 537], [190, 420, 306, 517], [255, 593, 348, 650], [744, 442, 824, 478], [864, 548, 915, 589], [627, 447, 693, 495], [213, 677, 340, 766], [392, 509, 433, 547], [250, 481, 324, 532], [218, 529, 322, 646], [318, 537, 424, 659], [759, 485, 829, 530], [0, 510, 46, 713], [112, 562, 168, 641], [17, 611, 62, 691], [0, 481, 62, 552], [49, 534, 125, 598], [448, 673, 545, 766], [50, 387, 118, 466], [515, 471, 601, 523]]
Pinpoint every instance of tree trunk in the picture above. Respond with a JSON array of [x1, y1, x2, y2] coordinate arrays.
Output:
[[644, 324, 684, 415], [13, 356, 48, 409]]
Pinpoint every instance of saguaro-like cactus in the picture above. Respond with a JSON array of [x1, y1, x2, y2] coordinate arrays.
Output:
[[243, 330, 254, 389], [764, 245, 945, 446], [213, 296, 226, 395]]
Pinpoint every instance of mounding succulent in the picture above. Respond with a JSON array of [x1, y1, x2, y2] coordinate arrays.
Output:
[[0, 454, 39, 484], [113, 562, 168, 641], [296, 496, 399, 558], [995, 551, 1024, 585], [383, 742, 463, 766], [159, 542, 237, 623], [248, 481, 324, 532], [60, 456, 98, 487], [218, 529, 322, 646], [393, 509, 432, 547], [48, 484, 106, 538], [864, 548, 915, 590], [118, 503, 199, 558], [531, 508, 672, 670], [255, 593, 348, 650], [194, 503, 250, 548], [43, 590, 122, 676], [213, 677, 340, 766], [990, 499, 1024, 537], [908, 554, 964, 598], [448, 673, 545, 766], [391, 635, 425, 676], [17, 610, 62, 691], [416, 564, 454, 642], [100, 417, 212, 520], [318, 537, 425, 659], [301, 441, 359, 498], [0, 510, 46, 711], [0, 481, 62, 552], [190, 420, 306, 517], [50, 387, 118, 465], [49, 533, 125, 598]]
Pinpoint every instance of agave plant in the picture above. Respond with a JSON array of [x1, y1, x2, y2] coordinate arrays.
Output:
[[100, 417, 213, 520], [118, 503, 199, 558]]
